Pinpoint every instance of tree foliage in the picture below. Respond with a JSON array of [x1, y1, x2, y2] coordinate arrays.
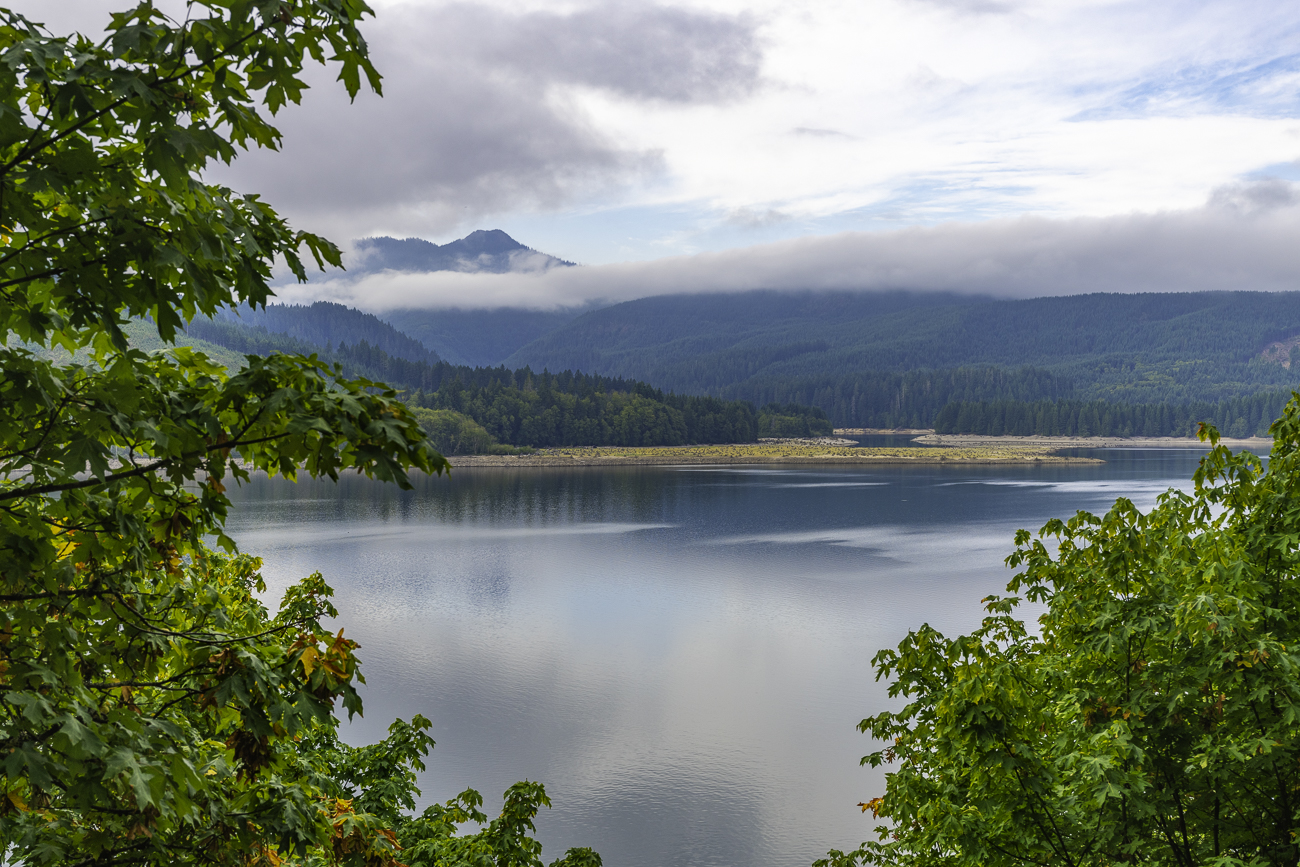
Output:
[[0, 3, 595, 864], [823, 398, 1300, 867], [188, 313, 805, 447], [756, 403, 833, 438], [725, 366, 1073, 430], [411, 407, 516, 456], [192, 303, 441, 366], [934, 392, 1289, 439]]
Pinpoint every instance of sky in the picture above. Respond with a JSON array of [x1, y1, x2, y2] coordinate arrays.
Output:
[[25, 0, 1300, 308]]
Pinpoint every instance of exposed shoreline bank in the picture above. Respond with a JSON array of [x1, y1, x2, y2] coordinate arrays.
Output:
[[448, 443, 1101, 468], [836, 429, 1272, 449], [442, 429, 1282, 468], [909, 433, 1272, 448]]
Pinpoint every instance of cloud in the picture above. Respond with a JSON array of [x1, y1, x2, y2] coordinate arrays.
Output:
[[725, 207, 792, 228], [201, 1, 762, 240], [472, 4, 762, 104], [907, 0, 1018, 15], [1073, 52, 1300, 122], [8, 0, 198, 36], [1207, 176, 1300, 215], [19, 0, 1300, 271], [274, 180, 1300, 310], [791, 127, 854, 139]]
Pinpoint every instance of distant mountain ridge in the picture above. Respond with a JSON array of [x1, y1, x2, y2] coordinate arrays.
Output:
[[191, 287, 1300, 434], [503, 290, 1300, 422], [205, 301, 440, 365], [350, 230, 575, 275], [374, 306, 589, 368], [178, 313, 831, 449]]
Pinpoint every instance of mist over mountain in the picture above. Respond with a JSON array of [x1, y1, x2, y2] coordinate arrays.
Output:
[[261, 229, 587, 364], [374, 306, 590, 367], [503, 290, 1300, 425], [349, 229, 575, 275]]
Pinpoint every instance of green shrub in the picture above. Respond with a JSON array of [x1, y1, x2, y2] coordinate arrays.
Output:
[[412, 407, 500, 454], [823, 403, 1300, 867]]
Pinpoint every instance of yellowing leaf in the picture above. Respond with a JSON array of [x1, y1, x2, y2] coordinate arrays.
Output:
[[299, 646, 318, 677]]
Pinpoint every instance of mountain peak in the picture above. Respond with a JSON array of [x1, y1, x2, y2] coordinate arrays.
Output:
[[351, 230, 573, 275], [450, 229, 527, 256]]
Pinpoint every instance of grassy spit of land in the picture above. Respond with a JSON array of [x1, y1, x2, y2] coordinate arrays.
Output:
[[447, 440, 1101, 467]]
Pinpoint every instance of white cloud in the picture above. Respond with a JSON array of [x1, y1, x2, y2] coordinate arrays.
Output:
[[272, 180, 1300, 310], [501, 0, 1300, 262], [16, 0, 1300, 265], [204, 0, 763, 240]]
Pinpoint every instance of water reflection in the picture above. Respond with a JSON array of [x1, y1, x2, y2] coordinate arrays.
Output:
[[224, 451, 1213, 867]]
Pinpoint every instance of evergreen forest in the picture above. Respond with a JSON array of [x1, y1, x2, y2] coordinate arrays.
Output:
[[186, 315, 831, 450], [189, 289, 1300, 438], [933, 391, 1292, 438], [204, 302, 440, 363], [501, 290, 1300, 433], [504, 290, 1300, 405]]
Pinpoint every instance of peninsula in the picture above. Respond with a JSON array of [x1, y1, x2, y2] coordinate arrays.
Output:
[[447, 439, 1101, 467]]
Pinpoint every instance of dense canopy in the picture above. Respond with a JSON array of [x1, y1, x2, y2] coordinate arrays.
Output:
[[823, 403, 1300, 867], [0, 2, 595, 864]]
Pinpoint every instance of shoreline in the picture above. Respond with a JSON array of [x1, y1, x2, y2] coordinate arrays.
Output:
[[441, 429, 1279, 468], [910, 433, 1272, 448], [835, 428, 934, 436], [448, 443, 1101, 468]]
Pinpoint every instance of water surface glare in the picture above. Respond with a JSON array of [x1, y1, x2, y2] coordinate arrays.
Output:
[[224, 450, 1214, 867]]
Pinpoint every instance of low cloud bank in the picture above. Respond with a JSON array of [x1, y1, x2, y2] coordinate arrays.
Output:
[[274, 180, 1300, 312], [206, 1, 762, 241]]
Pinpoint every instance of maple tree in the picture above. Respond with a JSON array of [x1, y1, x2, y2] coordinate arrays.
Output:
[[0, 2, 597, 864], [823, 409, 1300, 867]]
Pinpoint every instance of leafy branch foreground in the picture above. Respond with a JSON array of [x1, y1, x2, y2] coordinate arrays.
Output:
[[825, 404, 1300, 867], [14, 0, 1300, 865], [0, 2, 596, 864]]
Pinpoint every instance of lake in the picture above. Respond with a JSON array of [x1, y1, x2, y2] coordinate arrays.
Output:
[[224, 447, 1221, 867]]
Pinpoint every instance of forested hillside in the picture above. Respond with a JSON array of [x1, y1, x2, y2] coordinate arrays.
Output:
[[934, 391, 1290, 438], [185, 314, 826, 448], [193, 290, 1300, 436], [204, 302, 440, 363], [207, 300, 585, 368], [374, 306, 588, 367], [342, 343, 829, 446], [504, 291, 1300, 418], [718, 366, 1074, 429]]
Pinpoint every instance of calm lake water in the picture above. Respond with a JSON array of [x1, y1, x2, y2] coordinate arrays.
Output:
[[224, 448, 1226, 867]]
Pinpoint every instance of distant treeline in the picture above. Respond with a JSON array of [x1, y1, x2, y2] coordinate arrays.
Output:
[[185, 318, 830, 447], [368, 345, 829, 446], [409, 374, 755, 447], [186, 317, 322, 358], [933, 391, 1294, 439], [188, 303, 1297, 443], [757, 403, 833, 438], [719, 367, 1073, 429]]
